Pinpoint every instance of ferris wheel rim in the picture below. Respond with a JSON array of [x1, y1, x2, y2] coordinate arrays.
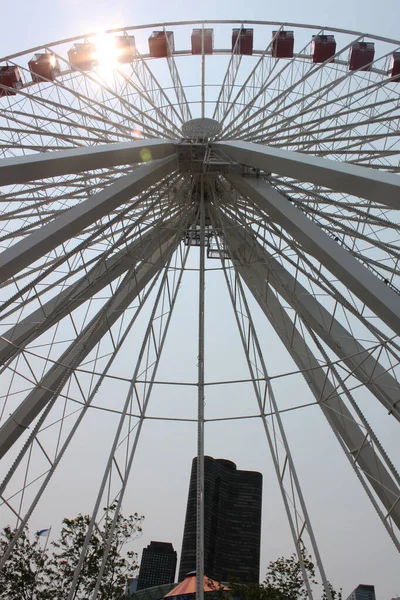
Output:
[[1, 19, 400, 63]]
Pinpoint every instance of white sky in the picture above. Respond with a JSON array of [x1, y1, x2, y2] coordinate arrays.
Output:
[[0, 1, 399, 599]]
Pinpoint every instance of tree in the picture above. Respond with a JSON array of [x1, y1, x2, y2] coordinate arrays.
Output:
[[0, 525, 54, 600], [50, 505, 143, 599], [263, 551, 318, 600], [227, 580, 285, 600], [322, 581, 342, 600], [263, 550, 342, 600], [228, 550, 341, 600], [0, 506, 144, 600]]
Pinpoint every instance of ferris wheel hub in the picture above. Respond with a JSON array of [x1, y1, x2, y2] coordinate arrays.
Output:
[[181, 117, 222, 141]]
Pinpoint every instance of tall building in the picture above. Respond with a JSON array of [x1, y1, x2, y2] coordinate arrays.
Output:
[[346, 585, 376, 600], [137, 541, 177, 591], [179, 456, 262, 583]]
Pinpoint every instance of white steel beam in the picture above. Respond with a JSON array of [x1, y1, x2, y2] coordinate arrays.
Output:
[[223, 221, 400, 421], [0, 155, 177, 285], [0, 232, 179, 459], [165, 28, 192, 123], [0, 139, 177, 186], [225, 229, 400, 534], [225, 174, 400, 337], [0, 226, 177, 366], [217, 141, 400, 209]]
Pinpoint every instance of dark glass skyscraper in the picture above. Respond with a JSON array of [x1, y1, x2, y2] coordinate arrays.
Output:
[[346, 585, 376, 600], [137, 541, 177, 591], [179, 456, 263, 583]]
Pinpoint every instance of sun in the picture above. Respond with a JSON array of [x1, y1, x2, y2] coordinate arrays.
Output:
[[91, 32, 123, 77]]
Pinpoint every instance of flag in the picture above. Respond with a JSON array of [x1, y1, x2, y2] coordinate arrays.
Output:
[[36, 528, 50, 537]]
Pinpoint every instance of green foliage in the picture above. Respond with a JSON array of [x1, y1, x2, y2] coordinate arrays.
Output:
[[321, 581, 342, 600], [0, 506, 144, 600], [0, 525, 54, 600], [227, 550, 341, 600], [227, 580, 285, 600], [263, 552, 318, 600]]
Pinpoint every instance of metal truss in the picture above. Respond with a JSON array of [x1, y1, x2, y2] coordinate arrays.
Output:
[[165, 28, 192, 123], [217, 210, 400, 546], [0, 18, 400, 600], [0, 139, 176, 186], [224, 172, 400, 336], [215, 181, 400, 414], [217, 141, 400, 208], [66, 235, 191, 600], [212, 26, 243, 125], [0, 155, 177, 285], [0, 224, 181, 459], [208, 201, 332, 600]]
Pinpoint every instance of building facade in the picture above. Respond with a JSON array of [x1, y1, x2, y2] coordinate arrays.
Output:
[[137, 541, 177, 591], [346, 585, 376, 600], [179, 456, 263, 583]]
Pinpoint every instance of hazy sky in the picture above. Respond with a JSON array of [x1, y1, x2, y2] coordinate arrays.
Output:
[[0, 1, 399, 600]]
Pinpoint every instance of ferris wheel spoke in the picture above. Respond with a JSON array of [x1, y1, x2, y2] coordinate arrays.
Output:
[[0, 248, 168, 554], [242, 75, 397, 159], [2, 84, 140, 147], [266, 107, 400, 152], [0, 156, 177, 285], [227, 211, 400, 420], [273, 128, 400, 159], [0, 182, 184, 321], [212, 27, 243, 124], [0, 177, 180, 322], [5, 106, 124, 144], [270, 176, 400, 231], [227, 34, 380, 142], [219, 192, 400, 404], [217, 205, 400, 541], [239, 194, 400, 361], [220, 32, 326, 138], [218, 140, 400, 207], [0, 213, 183, 367], [3, 180, 190, 368], [277, 95, 399, 139], [208, 203, 333, 600], [231, 40, 394, 142], [232, 254, 400, 550], [78, 239, 192, 600], [111, 68, 181, 139], [164, 28, 192, 123], [282, 197, 400, 281], [294, 204, 400, 266], [215, 197, 400, 530], [0, 215, 191, 515], [233, 63, 398, 153], [0, 223, 182, 461], [131, 46, 186, 129], [218, 28, 285, 130], [225, 171, 400, 336], [33, 56, 178, 142], [0, 123, 109, 148], [0, 139, 176, 187], [0, 100, 113, 148], [0, 168, 134, 222]]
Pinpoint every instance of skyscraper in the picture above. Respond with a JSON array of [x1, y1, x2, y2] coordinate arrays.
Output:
[[346, 585, 376, 600], [137, 541, 177, 591], [179, 456, 263, 583]]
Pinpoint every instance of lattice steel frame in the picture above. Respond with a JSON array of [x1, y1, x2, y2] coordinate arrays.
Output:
[[1, 19, 400, 600]]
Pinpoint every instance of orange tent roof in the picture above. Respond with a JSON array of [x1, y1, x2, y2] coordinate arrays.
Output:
[[164, 572, 229, 597]]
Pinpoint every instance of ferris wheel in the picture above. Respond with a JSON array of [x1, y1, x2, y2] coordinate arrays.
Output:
[[0, 19, 399, 599]]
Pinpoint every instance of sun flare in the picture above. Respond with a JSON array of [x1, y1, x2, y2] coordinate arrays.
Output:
[[91, 32, 123, 77]]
